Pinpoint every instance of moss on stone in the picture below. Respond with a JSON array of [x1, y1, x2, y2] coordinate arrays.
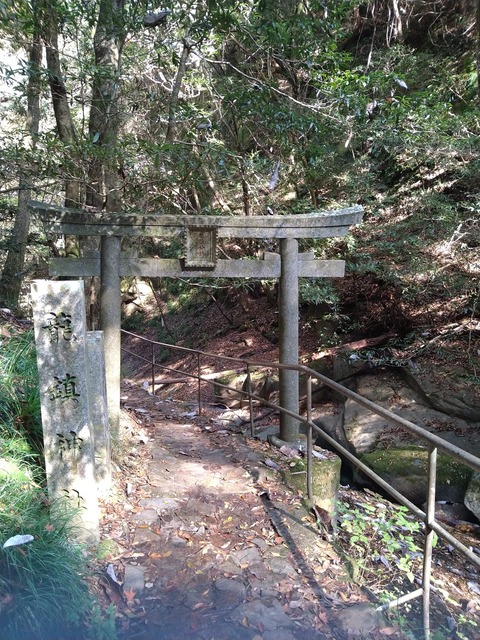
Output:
[[360, 446, 472, 504], [96, 538, 121, 560], [283, 452, 341, 517]]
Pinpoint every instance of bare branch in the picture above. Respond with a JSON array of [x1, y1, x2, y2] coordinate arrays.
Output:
[[199, 54, 341, 121]]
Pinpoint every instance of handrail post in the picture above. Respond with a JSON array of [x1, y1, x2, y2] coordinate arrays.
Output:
[[306, 375, 313, 503], [423, 445, 437, 640], [151, 342, 155, 396], [197, 352, 202, 415], [246, 365, 254, 437]]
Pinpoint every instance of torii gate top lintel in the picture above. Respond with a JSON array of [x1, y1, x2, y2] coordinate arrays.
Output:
[[28, 200, 363, 239]]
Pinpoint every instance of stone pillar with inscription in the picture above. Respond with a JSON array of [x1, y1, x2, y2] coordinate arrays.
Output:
[[86, 331, 111, 495], [31, 280, 99, 544]]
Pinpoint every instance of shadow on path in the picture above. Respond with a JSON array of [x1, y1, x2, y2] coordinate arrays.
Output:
[[106, 386, 381, 640]]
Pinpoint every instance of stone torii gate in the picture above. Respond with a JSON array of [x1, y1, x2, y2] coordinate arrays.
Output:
[[30, 201, 363, 443]]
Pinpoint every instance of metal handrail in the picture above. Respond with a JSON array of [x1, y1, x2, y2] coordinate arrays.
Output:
[[121, 329, 480, 639]]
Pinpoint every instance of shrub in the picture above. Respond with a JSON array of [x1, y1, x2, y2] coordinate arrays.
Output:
[[0, 330, 43, 454], [0, 452, 95, 640]]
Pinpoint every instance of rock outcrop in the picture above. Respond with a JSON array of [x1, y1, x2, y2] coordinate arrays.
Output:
[[464, 473, 480, 522], [213, 356, 480, 522], [314, 365, 480, 521]]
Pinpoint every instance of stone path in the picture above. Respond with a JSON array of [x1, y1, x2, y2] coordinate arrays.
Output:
[[110, 389, 383, 640]]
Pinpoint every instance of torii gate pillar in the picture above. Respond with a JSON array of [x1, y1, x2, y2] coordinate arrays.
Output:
[[279, 238, 300, 442], [100, 236, 122, 437]]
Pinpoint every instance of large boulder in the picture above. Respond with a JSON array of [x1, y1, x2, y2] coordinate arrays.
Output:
[[401, 368, 480, 422], [337, 369, 479, 507], [464, 472, 480, 522], [358, 447, 473, 505], [343, 370, 480, 454]]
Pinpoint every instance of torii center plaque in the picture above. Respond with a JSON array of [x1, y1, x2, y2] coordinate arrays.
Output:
[[184, 226, 217, 269], [30, 201, 363, 443]]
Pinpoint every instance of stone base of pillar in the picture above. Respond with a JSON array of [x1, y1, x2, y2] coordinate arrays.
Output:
[[268, 434, 341, 533]]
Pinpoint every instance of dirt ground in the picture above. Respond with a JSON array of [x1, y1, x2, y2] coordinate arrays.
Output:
[[93, 369, 480, 640]]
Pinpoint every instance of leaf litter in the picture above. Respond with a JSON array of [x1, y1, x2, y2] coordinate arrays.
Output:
[[90, 378, 480, 640]]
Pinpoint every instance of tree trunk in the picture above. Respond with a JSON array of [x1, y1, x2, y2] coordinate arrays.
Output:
[[240, 156, 250, 217], [0, 27, 42, 310], [85, 0, 126, 333], [477, 0, 480, 102], [86, 0, 126, 210], [165, 39, 192, 144], [41, 0, 80, 208]]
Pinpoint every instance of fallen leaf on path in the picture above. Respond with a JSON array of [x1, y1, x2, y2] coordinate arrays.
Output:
[[466, 599, 478, 613], [317, 611, 328, 625], [279, 445, 300, 458], [99, 579, 124, 607], [178, 531, 193, 540], [149, 550, 172, 558], [190, 616, 199, 631], [123, 587, 136, 603]]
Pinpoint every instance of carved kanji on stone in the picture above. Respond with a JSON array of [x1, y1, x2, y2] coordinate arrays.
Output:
[[48, 373, 81, 403], [42, 311, 74, 342]]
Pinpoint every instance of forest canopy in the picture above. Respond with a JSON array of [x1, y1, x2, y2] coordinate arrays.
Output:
[[0, 0, 479, 346]]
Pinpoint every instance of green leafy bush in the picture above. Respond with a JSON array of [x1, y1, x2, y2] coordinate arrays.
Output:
[[337, 495, 422, 591], [0, 330, 43, 454], [0, 454, 94, 640]]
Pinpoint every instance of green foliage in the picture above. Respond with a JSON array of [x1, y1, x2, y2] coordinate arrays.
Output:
[[388, 601, 478, 640], [86, 603, 117, 640], [337, 496, 422, 592], [0, 470, 94, 640], [122, 309, 146, 333], [0, 330, 43, 455], [299, 278, 340, 309]]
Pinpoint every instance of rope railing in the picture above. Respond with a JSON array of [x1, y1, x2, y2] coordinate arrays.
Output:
[[121, 329, 480, 640]]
